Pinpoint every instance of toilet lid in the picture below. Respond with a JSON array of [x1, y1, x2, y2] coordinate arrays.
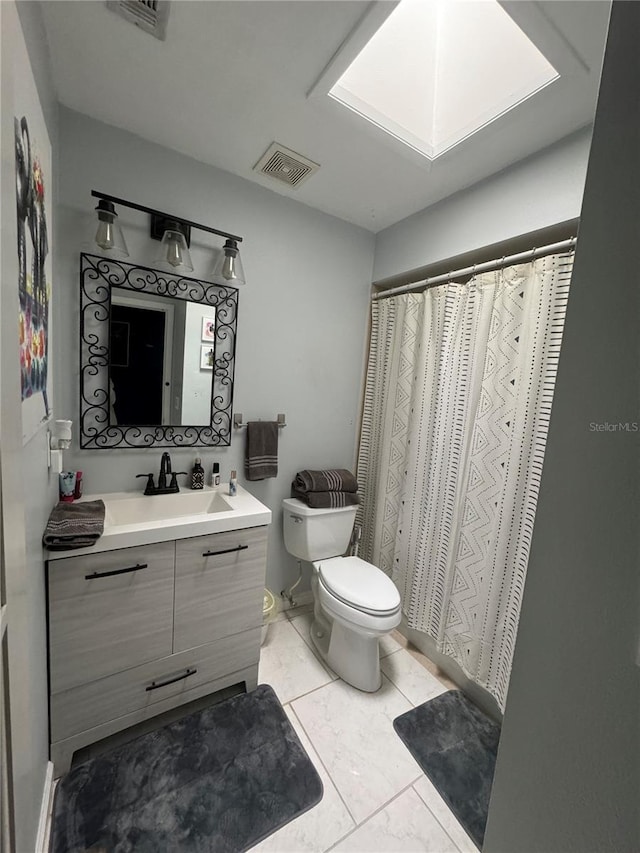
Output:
[[318, 556, 401, 614]]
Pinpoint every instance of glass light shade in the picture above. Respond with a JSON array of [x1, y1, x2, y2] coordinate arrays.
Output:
[[92, 200, 129, 257], [155, 225, 194, 273], [212, 239, 245, 286]]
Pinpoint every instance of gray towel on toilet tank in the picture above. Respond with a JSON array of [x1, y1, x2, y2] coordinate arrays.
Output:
[[294, 469, 358, 493], [43, 500, 105, 550], [245, 421, 279, 480], [291, 487, 360, 508]]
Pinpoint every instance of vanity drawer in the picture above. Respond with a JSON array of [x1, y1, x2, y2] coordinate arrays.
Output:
[[50, 627, 261, 742], [48, 542, 175, 694], [174, 526, 268, 653]]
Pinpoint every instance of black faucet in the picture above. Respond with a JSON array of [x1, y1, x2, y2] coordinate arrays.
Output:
[[158, 452, 171, 490], [136, 453, 188, 495]]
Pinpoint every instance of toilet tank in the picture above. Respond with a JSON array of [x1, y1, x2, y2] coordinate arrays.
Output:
[[282, 498, 357, 561]]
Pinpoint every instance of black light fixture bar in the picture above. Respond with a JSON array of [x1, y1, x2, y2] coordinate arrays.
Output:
[[91, 190, 243, 243]]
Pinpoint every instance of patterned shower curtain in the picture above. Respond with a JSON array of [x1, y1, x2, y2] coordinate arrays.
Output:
[[357, 253, 573, 710]]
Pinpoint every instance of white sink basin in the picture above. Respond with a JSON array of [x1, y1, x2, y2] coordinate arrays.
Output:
[[46, 484, 272, 559], [105, 490, 233, 526]]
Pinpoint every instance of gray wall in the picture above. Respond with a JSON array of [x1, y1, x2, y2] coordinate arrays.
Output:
[[15, 0, 58, 141], [1, 2, 59, 850], [484, 3, 639, 851], [55, 107, 375, 598], [373, 128, 592, 283]]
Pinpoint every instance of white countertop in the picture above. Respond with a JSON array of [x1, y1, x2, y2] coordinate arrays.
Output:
[[46, 484, 272, 560]]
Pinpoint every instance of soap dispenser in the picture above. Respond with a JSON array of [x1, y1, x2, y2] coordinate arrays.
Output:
[[190, 457, 205, 490]]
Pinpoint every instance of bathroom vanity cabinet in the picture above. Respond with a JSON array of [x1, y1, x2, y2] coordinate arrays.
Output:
[[46, 524, 268, 775]]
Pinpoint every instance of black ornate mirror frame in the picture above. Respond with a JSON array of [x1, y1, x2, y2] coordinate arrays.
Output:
[[80, 253, 238, 449]]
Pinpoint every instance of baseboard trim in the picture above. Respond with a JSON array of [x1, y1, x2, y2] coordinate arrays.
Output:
[[35, 761, 54, 853]]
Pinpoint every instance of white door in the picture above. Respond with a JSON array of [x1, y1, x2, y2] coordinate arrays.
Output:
[[111, 291, 175, 425]]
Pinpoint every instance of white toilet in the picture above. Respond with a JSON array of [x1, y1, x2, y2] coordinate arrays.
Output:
[[282, 498, 401, 692]]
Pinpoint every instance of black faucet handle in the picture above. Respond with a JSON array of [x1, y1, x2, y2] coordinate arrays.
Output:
[[169, 471, 188, 486], [136, 473, 156, 495]]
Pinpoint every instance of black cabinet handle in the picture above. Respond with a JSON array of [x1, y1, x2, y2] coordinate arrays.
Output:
[[202, 544, 249, 557], [145, 668, 197, 692], [85, 563, 148, 580]]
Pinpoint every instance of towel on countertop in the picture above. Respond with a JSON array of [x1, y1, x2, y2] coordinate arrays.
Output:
[[245, 421, 279, 481], [43, 500, 105, 550], [291, 486, 360, 509], [293, 469, 358, 494]]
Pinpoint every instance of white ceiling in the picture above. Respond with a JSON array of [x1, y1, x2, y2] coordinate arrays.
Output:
[[40, 0, 611, 233]]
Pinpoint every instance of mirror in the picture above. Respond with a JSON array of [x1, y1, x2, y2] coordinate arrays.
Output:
[[109, 291, 215, 426], [80, 253, 238, 448]]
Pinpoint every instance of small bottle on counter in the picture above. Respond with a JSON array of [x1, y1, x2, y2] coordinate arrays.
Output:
[[74, 471, 83, 500], [191, 457, 205, 490], [212, 462, 220, 487], [229, 469, 237, 496]]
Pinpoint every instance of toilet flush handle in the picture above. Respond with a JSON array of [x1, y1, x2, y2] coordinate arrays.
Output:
[[291, 515, 303, 524]]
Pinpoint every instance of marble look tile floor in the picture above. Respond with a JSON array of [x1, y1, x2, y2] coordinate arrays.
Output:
[[256, 603, 477, 853]]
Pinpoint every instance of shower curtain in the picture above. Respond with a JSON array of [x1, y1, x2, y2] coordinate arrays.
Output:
[[357, 252, 573, 710]]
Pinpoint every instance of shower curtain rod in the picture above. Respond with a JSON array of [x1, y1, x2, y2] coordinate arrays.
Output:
[[372, 237, 577, 301]]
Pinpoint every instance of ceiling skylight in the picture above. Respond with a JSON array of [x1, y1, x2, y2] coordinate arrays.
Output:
[[329, 0, 560, 159]]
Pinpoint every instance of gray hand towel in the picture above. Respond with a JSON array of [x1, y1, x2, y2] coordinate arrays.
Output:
[[293, 469, 358, 494], [291, 486, 360, 509], [43, 500, 105, 550], [245, 421, 279, 481]]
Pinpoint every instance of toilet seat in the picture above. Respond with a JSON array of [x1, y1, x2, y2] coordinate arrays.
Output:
[[316, 574, 401, 634], [315, 556, 401, 616]]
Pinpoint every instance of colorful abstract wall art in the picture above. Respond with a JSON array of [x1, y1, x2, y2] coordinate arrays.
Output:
[[14, 33, 53, 443]]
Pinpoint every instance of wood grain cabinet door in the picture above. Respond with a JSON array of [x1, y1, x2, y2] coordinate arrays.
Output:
[[174, 526, 268, 653], [48, 541, 175, 693], [50, 628, 261, 743]]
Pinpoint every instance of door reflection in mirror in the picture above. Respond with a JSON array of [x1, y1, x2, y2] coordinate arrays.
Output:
[[109, 289, 214, 427]]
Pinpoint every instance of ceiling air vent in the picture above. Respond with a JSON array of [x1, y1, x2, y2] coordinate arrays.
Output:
[[106, 0, 170, 41], [254, 143, 320, 189]]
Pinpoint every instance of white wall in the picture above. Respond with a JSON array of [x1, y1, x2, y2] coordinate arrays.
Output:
[[0, 2, 59, 850], [484, 3, 639, 850], [181, 302, 218, 426], [373, 127, 592, 283], [55, 107, 375, 598]]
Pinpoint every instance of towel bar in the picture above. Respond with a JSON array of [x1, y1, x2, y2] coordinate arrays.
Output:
[[233, 413, 286, 429]]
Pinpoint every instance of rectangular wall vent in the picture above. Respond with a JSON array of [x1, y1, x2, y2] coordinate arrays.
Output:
[[254, 143, 320, 189], [106, 0, 170, 41]]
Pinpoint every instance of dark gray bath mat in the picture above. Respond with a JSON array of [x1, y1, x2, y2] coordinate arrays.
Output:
[[50, 684, 323, 853], [393, 689, 500, 850]]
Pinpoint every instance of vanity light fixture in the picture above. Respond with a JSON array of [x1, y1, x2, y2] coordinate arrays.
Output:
[[211, 238, 246, 287], [93, 199, 129, 258], [90, 191, 245, 284], [153, 219, 194, 273]]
